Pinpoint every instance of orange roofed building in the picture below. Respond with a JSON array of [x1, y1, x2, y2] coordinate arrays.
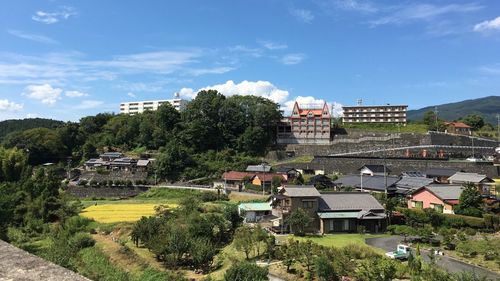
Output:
[[277, 101, 332, 144], [444, 122, 471, 135]]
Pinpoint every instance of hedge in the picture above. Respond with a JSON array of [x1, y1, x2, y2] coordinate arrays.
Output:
[[396, 208, 499, 230]]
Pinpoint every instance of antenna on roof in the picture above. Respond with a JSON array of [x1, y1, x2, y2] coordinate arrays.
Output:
[[357, 98, 363, 106], [174, 92, 180, 98]]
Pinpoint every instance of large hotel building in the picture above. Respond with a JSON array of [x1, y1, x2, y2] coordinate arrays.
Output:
[[342, 104, 408, 125], [120, 98, 188, 115]]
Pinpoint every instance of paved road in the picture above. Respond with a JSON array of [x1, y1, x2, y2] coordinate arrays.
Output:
[[366, 236, 500, 280]]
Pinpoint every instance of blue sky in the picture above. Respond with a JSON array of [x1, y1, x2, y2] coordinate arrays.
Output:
[[0, 0, 499, 121]]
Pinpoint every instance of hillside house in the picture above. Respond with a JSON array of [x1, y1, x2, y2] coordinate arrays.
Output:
[[444, 122, 471, 135], [251, 173, 287, 188], [222, 171, 254, 188], [275, 167, 300, 180], [269, 185, 386, 234], [246, 163, 272, 173], [425, 168, 462, 184], [448, 172, 495, 195], [238, 202, 272, 222], [333, 174, 399, 194], [359, 165, 391, 176], [408, 185, 463, 214]]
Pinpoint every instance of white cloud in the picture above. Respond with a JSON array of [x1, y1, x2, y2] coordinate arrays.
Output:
[[178, 80, 290, 103], [7, 29, 58, 44], [282, 96, 344, 117], [24, 84, 62, 105], [474, 16, 500, 32], [188, 66, 235, 76], [65, 90, 88, 98], [281, 53, 306, 65], [32, 6, 77, 24], [258, 40, 288, 50], [127, 92, 136, 98], [290, 8, 314, 24], [73, 100, 104, 110], [370, 3, 482, 27], [331, 0, 378, 13], [0, 99, 23, 111]]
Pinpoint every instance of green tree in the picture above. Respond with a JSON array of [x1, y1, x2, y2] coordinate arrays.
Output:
[[455, 183, 483, 217], [315, 255, 339, 281], [422, 111, 445, 131], [460, 114, 485, 131], [156, 139, 193, 182], [293, 173, 305, 185], [286, 208, 312, 236], [233, 225, 254, 260], [271, 176, 283, 194], [190, 237, 217, 273], [223, 262, 268, 281], [356, 257, 397, 281]]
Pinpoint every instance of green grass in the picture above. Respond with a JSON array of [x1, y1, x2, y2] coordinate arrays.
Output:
[[341, 123, 428, 134], [283, 233, 389, 249], [270, 155, 314, 166]]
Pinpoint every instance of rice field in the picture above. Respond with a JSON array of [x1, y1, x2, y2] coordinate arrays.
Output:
[[80, 203, 177, 223]]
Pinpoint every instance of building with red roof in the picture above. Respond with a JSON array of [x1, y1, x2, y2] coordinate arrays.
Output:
[[444, 121, 471, 135], [277, 101, 332, 144]]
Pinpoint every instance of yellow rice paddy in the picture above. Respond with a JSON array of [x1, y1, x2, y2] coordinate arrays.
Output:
[[80, 203, 177, 223]]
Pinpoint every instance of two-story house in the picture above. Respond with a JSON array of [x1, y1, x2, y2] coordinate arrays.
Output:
[[270, 185, 386, 234]]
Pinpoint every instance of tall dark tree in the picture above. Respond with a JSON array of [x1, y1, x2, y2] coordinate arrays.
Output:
[[460, 114, 485, 131], [455, 183, 483, 217]]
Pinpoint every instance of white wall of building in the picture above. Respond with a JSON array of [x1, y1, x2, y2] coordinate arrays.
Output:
[[119, 99, 188, 115]]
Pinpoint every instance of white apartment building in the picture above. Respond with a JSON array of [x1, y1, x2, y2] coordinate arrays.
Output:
[[342, 104, 408, 124], [119, 98, 188, 115]]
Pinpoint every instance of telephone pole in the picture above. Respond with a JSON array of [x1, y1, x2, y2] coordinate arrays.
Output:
[[434, 106, 439, 132], [497, 114, 499, 144]]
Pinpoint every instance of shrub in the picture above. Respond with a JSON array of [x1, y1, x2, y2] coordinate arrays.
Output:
[[69, 232, 95, 250], [78, 180, 88, 186], [223, 262, 268, 281], [357, 225, 366, 234], [464, 228, 477, 236]]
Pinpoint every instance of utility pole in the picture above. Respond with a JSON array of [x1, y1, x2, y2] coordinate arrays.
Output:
[[434, 106, 439, 132], [360, 172, 363, 192], [497, 114, 500, 144]]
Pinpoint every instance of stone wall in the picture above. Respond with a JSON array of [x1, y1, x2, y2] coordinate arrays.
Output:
[[268, 131, 498, 160], [279, 156, 500, 178], [66, 186, 149, 199]]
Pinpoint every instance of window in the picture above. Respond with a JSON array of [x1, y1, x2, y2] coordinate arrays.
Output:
[[430, 203, 444, 213], [302, 201, 314, 209], [412, 201, 423, 209]]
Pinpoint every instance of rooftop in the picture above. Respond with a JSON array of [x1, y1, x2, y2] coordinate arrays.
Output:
[[425, 167, 461, 177], [238, 202, 272, 212], [359, 165, 392, 174], [416, 184, 464, 200], [448, 172, 492, 184], [246, 164, 272, 173], [334, 175, 399, 192], [280, 185, 321, 197], [318, 192, 384, 211]]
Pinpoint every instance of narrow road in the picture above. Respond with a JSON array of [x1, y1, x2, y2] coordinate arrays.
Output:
[[366, 236, 500, 280]]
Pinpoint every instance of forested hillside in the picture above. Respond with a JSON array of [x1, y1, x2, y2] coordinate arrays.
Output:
[[407, 96, 500, 124], [0, 118, 64, 141], [0, 90, 282, 180]]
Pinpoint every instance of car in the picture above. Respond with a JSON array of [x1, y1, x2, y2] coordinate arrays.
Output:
[[385, 244, 412, 260]]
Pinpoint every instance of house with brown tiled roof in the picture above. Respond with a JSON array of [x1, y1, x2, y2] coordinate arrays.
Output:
[[444, 121, 471, 135]]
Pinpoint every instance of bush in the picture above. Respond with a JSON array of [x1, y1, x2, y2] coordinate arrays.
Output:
[[77, 247, 130, 281], [464, 228, 477, 236], [78, 180, 88, 186], [223, 262, 268, 281], [69, 232, 95, 250], [342, 244, 379, 260], [357, 225, 366, 234]]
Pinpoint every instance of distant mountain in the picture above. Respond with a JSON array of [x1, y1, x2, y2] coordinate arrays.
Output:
[[0, 118, 65, 141], [407, 96, 500, 124]]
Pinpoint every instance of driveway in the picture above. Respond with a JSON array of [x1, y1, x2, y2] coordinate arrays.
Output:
[[366, 236, 500, 280]]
